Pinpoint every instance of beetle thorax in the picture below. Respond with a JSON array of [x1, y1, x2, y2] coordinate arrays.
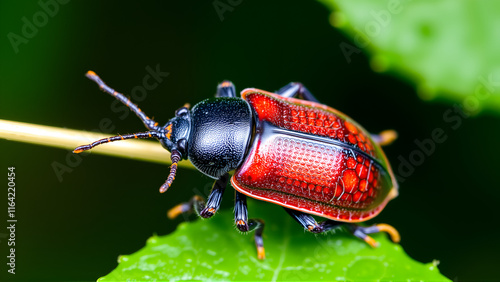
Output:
[[188, 98, 253, 179]]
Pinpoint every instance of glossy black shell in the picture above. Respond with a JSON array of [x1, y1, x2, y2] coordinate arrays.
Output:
[[188, 97, 253, 179]]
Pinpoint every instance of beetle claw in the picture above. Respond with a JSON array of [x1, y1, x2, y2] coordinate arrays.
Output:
[[375, 223, 401, 243], [257, 245, 266, 260], [363, 235, 380, 248], [200, 207, 216, 218], [349, 223, 400, 247], [236, 220, 249, 232]]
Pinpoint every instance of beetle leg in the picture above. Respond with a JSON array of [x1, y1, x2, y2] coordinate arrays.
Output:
[[216, 81, 237, 97], [276, 82, 320, 103], [370, 130, 398, 146], [234, 191, 266, 259], [284, 208, 400, 247], [346, 223, 401, 247], [167, 173, 229, 219], [284, 208, 343, 233], [200, 173, 229, 217]]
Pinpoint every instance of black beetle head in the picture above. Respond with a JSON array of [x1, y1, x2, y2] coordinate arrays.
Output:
[[159, 106, 191, 158]]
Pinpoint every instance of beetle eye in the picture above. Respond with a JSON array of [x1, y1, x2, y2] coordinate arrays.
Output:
[[175, 107, 189, 117]]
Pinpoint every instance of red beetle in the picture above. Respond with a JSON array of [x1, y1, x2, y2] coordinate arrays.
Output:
[[75, 71, 400, 260]]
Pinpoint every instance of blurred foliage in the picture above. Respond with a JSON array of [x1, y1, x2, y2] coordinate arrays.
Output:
[[100, 201, 449, 281], [320, 0, 500, 114]]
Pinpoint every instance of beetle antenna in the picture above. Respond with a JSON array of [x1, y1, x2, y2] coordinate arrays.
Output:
[[85, 71, 160, 131], [159, 149, 182, 193], [73, 130, 160, 153]]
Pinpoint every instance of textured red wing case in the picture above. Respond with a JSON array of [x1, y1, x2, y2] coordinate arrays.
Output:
[[231, 90, 398, 222]]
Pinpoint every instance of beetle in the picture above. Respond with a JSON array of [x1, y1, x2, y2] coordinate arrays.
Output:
[[74, 71, 400, 259]]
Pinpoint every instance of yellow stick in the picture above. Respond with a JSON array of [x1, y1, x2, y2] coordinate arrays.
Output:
[[0, 119, 194, 168]]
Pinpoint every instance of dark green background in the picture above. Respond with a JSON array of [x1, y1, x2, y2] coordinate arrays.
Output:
[[0, 1, 498, 281]]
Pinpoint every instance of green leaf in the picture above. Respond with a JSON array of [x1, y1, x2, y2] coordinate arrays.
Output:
[[99, 201, 449, 281], [320, 0, 500, 114]]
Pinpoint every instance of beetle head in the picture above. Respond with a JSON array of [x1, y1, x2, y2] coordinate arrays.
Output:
[[154, 105, 192, 193], [159, 105, 191, 158]]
